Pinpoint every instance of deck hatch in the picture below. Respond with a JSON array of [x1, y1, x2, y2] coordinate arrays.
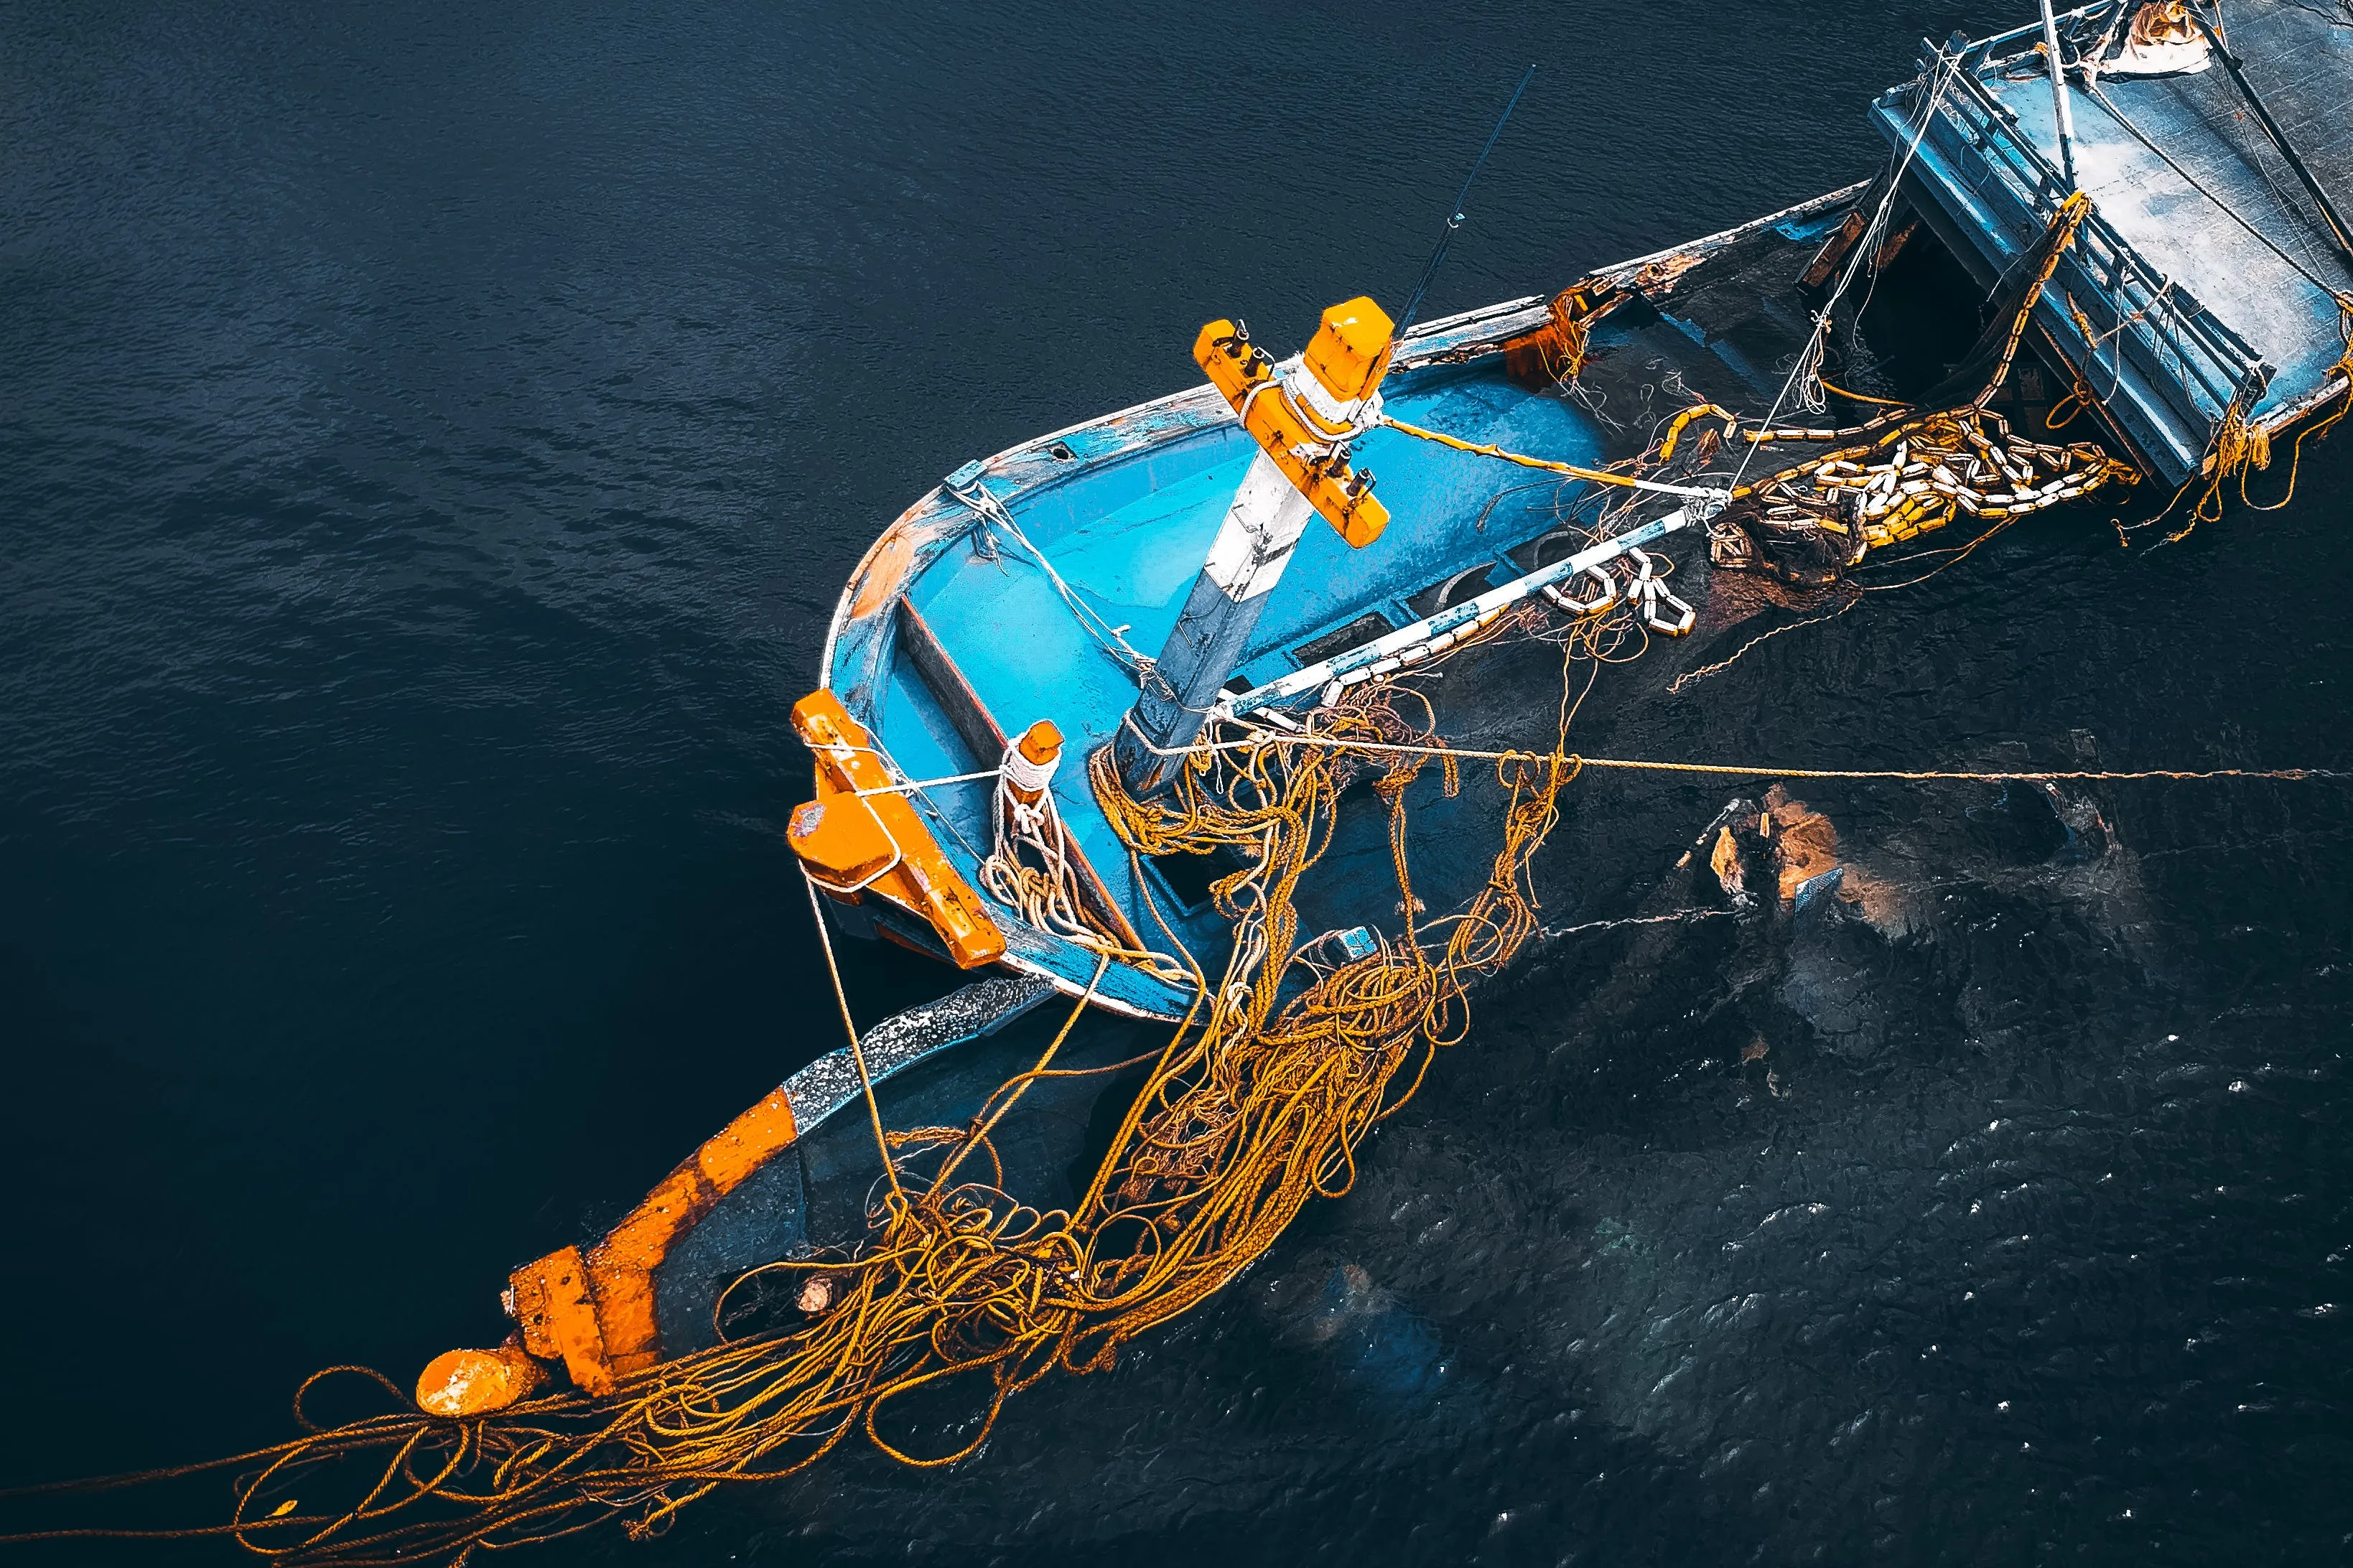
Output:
[[1288, 611, 1396, 669], [1407, 565, 1495, 620], [1147, 844, 1251, 914]]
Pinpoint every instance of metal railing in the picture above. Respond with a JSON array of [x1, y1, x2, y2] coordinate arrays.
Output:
[[1885, 17, 2264, 426]]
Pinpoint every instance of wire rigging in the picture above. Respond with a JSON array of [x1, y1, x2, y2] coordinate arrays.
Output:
[[1394, 63, 1537, 340]]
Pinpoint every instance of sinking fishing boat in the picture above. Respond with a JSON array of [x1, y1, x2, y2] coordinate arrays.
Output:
[[60, 4, 2342, 1561], [410, 0, 2352, 1416], [399, 0, 2348, 1425]]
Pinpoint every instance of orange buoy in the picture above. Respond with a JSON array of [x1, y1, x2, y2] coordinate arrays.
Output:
[[414, 1338, 546, 1417]]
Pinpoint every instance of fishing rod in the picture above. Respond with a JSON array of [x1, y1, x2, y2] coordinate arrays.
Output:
[[1393, 62, 1537, 341]]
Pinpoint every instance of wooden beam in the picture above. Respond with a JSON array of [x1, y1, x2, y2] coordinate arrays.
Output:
[[895, 597, 1150, 956], [1799, 169, 1896, 290]]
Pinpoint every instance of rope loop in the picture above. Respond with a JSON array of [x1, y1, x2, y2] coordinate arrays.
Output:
[[1496, 748, 1580, 791]]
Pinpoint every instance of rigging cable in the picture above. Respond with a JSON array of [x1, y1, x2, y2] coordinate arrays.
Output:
[[1394, 63, 1537, 340], [1727, 39, 1971, 498]]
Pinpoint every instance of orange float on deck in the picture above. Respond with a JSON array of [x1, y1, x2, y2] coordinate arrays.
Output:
[[786, 688, 1005, 970]]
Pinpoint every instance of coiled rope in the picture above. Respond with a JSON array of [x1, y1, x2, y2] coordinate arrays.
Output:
[[978, 737, 1188, 984], [5, 666, 1590, 1565]]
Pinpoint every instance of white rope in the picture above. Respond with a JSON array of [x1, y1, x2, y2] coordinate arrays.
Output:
[[848, 767, 1000, 799], [949, 480, 1156, 674], [974, 742, 1189, 984], [1729, 40, 1970, 497], [999, 740, 1059, 795]]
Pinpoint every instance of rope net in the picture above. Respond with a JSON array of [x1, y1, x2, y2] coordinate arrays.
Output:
[[11, 655, 1584, 1566], [22, 185, 2353, 1568], [1693, 192, 2139, 581]]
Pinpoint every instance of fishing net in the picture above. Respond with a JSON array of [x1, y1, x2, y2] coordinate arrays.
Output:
[[1679, 192, 2138, 582], [1403, 192, 2142, 594], [24, 189, 2316, 1568], [11, 628, 1592, 1565]]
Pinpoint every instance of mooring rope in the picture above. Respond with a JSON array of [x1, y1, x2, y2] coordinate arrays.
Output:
[[1536, 907, 1735, 941], [1666, 593, 1863, 695], [1132, 727, 2341, 785], [1378, 416, 1725, 500]]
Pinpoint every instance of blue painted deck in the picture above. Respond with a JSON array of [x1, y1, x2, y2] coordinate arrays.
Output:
[[821, 4, 2353, 1022], [1878, 0, 2352, 485], [844, 339, 1598, 1013]]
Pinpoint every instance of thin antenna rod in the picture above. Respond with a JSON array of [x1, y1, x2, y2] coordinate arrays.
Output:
[[1394, 62, 1537, 341]]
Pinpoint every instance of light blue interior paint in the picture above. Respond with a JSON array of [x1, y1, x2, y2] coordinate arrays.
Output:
[[874, 360, 1611, 998]]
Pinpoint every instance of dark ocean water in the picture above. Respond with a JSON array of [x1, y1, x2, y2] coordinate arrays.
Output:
[[5, 1, 2351, 1563]]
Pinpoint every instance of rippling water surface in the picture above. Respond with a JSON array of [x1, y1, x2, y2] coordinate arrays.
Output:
[[5, 2, 2350, 1562]]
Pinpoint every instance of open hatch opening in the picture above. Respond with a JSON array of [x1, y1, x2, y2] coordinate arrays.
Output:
[[1147, 844, 1255, 913], [1289, 610, 1395, 669]]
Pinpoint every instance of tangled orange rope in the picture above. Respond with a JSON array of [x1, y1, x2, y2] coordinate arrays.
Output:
[[3, 676, 1579, 1566]]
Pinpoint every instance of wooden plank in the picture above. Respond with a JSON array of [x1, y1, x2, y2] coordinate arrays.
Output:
[[897, 594, 1003, 778], [895, 597, 1151, 956], [1799, 170, 1892, 289], [1800, 207, 1871, 289], [1872, 207, 1921, 271]]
